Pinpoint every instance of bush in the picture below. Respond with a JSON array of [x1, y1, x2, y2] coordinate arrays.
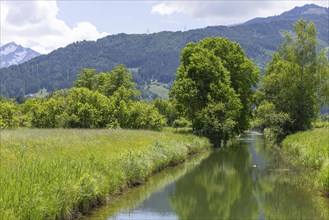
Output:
[[254, 100, 291, 144], [0, 98, 20, 128], [172, 118, 192, 131]]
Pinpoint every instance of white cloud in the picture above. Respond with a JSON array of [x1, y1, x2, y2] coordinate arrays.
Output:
[[0, 1, 108, 54], [151, 2, 186, 15], [151, 1, 329, 26]]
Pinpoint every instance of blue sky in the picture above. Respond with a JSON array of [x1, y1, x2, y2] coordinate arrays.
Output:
[[56, 1, 206, 34], [1, 1, 328, 54]]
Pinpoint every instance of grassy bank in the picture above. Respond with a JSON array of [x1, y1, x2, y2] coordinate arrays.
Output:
[[86, 151, 211, 219], [281, 128, 329, 195], [0, 128, 210, 219]]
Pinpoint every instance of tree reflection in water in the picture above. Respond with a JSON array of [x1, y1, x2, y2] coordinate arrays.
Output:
[[170, 143, 258, 219], [170, 134, 328, 220]]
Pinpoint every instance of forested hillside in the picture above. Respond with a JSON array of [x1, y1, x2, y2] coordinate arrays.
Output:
[[0, 4, 328, 98]]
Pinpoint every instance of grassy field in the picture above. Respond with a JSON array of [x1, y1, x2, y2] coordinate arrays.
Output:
[[149, 83, 170, 100], [282, 128, 329, 194], [0, 128, 210, 219]]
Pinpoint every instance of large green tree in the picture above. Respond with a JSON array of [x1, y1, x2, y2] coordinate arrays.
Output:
[[197, 38, 260, 133], [170, 37, 259, 144], [256, 19, 329, 142]]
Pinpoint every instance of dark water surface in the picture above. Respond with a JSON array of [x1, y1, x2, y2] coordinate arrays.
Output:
[[86, 132, 329, 219]]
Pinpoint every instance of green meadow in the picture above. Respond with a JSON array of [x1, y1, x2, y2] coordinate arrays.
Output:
[[282, 128, 329, 194], [0, 128, 210, 219]]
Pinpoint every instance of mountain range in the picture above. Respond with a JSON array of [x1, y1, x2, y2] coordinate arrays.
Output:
[[0, 4, 328, 98], [0, 42, 41, 68]]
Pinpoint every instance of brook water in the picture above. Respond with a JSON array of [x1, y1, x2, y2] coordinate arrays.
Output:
[[87, 132, 329, 219]]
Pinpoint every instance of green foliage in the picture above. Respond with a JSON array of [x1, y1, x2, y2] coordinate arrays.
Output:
[[282, 128, 329, 169], [152, 98, 178, 126], [256, 19, 329, 142], [312, 115, 329, 128], [23, 88, 111, 128], [0, 97, 20, 128], [121, 101, 167, 130], [59, 88, 113, 128], [9, 65, 166, 130], [172, 118, 192, 131], [319, 160, 329, 193], [316, 50, 329, 106], [74, 65, 140, 99], [253, 101, 291, 143], [282, 128, 329, 193], [194, 101, 240, 143], [170, 37, 259, 144], [0, 129, 210, 219], [73, 69, 97, 90], [97, 65, 140, 99], [197, 38, 260, 133]]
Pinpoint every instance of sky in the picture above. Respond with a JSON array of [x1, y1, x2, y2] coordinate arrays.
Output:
[[1, 0, 328, 54]]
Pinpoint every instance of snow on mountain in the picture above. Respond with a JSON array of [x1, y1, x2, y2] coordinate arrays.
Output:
[[0, 42, 41, 68], [0, 43, 18, 56]]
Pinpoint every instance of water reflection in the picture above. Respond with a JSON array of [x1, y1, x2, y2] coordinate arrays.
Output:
[[87, 132, 329, 220], [86, 152, 210, 219], [170, 142, 258, 220]]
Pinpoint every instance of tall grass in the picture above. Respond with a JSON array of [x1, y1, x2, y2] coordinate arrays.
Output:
[[0, 128, 210, 219], [282, 128, 329, 194]]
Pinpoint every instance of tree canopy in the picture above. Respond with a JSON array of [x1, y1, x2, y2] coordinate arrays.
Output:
[[255, 19, 329, 143], [170, 37, 259, 144]]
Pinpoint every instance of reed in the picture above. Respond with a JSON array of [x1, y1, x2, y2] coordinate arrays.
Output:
[[0, 128, 210, 219], [282, 128, 329, 194]]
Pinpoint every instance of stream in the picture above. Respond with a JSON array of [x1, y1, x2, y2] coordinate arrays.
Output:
[[86, 131, 329, 219]]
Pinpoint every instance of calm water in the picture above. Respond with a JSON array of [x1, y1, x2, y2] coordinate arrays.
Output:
[[86, 132, 329, 219]]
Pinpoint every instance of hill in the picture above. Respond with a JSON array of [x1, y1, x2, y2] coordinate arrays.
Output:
[[0, 4, 328, 98], [0, 42, 41, 68]]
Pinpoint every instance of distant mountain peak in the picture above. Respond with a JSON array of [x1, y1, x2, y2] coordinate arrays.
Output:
[[4, 42, 17, 46], [0, 42, 41, 68], [244, 4, 328, 25], [282, 4, 328, 16]]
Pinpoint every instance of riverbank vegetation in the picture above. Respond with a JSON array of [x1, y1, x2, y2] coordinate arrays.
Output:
[[254, 19, 329, 144], [86, 150, 211, 219], [281, 128, 329, 195], [253, 19, 329, 195], [0, 128, 210, 219]]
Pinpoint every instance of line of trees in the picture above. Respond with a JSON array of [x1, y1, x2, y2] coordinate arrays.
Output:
[[0, 65, 168, 130]]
